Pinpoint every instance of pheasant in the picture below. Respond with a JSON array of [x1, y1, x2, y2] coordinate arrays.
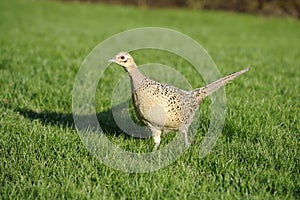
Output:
[[109, 52, 249, 149]]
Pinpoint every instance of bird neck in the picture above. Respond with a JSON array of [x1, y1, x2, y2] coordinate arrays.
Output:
[[127, 67, 146, 91]]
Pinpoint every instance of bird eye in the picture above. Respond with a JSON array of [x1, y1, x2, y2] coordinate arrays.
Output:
[[120, 55, 127, 62]]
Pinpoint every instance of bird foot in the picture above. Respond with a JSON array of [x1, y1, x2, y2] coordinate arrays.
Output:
[[153, 143, 159, 151], [185, 141, 191, 146]]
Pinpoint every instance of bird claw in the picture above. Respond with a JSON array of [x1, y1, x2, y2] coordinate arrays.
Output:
[[153, 143, 160, 151], [185, 142, 191, 146]]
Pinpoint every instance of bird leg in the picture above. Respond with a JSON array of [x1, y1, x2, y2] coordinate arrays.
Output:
[[153, 134, 161, 150], [182, 129, 190, 146], [149, 126, 162, 150]]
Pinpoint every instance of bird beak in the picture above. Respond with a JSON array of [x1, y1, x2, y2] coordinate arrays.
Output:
[[108, 57, 115, 63]]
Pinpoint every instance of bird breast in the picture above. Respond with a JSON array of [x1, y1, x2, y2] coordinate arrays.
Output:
[[131, 79, 198, 130]]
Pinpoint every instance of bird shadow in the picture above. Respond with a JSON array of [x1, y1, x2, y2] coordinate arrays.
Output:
[[4, 102, 133, 138], [4, 102, 218, 141]]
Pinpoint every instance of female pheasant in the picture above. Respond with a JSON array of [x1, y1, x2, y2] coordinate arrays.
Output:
[[109, 52, 249, 149]]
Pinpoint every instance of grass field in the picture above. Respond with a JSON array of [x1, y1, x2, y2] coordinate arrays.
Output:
[[1, 0, 299, 199]]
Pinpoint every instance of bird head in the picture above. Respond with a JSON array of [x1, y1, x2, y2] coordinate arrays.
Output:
[[109, 52, 136, 70]]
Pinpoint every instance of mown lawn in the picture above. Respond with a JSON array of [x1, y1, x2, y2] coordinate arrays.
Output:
[[0, 0, 299, 199]]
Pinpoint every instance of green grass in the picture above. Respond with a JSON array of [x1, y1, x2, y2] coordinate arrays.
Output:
[[1, 0, 299, 199]]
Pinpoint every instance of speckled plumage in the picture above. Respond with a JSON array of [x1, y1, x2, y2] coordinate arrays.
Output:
[[109, 52, 249, 149]]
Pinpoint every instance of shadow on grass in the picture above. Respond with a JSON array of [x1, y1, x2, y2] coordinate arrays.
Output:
[[4, 102, 214, 141], [4, 103, 130, 137]]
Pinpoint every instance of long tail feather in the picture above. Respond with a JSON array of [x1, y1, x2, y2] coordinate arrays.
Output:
[[194, 68, 250, 103]]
